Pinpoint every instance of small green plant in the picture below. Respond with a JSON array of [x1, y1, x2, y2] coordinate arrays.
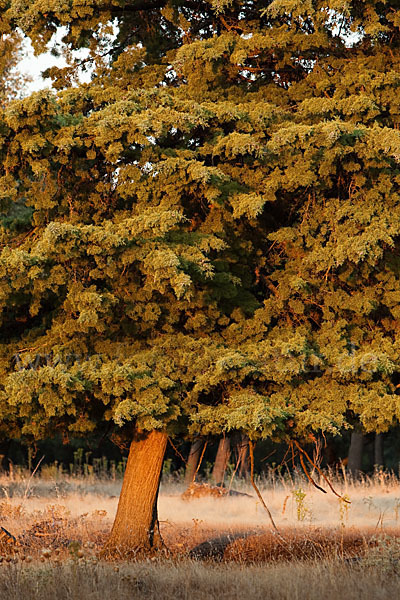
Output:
[[162, 458, 173, 476], [338, 494, 351, 527], [292, 488, 309, 522]]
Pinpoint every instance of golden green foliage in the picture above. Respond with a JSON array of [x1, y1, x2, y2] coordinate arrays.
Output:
[[0, 31, 30, 106], [0, 1, 399, 444]]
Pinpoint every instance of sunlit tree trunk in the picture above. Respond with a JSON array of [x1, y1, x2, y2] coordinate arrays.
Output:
[[184, 439, 204, 486], [347, 431, 364, 477], [212, 437, 230, 485], [106, 429, 167, 555]]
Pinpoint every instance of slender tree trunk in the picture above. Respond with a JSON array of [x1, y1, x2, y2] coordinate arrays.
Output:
[[347, 431, 364, 477], [374, 433, 384, 468], [212, 437, 230, 485], [237, 435, 249, 478], [105, 429, 167, 556], [185, 439, 203, 486]]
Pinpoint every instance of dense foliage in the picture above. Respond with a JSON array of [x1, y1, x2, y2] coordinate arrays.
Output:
[[0, 0, 399, 451]]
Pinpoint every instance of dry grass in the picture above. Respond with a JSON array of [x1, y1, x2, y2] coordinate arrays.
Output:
[[0, 470, 398, 598], [1, 466, 400, 529], [0, 558, 399, 600]]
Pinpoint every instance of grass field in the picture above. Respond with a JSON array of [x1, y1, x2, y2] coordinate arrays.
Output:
[[0, 468, 398, 598], [1, 558, 400, 600]]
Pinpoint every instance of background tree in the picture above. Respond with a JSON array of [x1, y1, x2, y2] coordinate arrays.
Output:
[[374, 433, 384, 469], [347, 432, 364, 477], [212, 437, 231, 486], [184, 438, 204, 486], [0, 0, 400, 554]]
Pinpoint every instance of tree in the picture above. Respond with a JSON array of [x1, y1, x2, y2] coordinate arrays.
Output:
[[236, 434, 249, 479], [0, 0, 400, 554], [374, 433, 384, 468], [184, 438, 204, 486], [347, 431, 364, 477], [212, 437, 231, 485]]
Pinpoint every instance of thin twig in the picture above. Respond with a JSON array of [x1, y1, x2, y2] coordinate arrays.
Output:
[[260, 449, 277, 463], [227, 445, 243, 492], [295, 443, 327, 494], [191, 441, 207, 484], [21, 455, 45, 508], [249, 441, 280, 534], [293, 440, 351, 503], [167, 437, 187, 465]]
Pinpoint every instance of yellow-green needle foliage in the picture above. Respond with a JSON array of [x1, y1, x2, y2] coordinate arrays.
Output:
[[0, 1, 399, 549], [0, 0, 399, 443]]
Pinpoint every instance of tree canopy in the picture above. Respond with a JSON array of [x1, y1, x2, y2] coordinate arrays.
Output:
[[0, 0, 399, 452]]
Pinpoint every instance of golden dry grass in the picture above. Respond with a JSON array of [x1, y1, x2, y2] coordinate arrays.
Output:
[[0, 471, 398, 598], [0, 497, 384, 563], [0, 557, 399, 600]]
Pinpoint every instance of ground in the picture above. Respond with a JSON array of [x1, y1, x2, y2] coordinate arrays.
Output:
[[0, 468, 398, 599]]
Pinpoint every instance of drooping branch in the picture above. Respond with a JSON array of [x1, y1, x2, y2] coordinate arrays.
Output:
[[293, 442, 327, 494], [293, 440, 351, 503]]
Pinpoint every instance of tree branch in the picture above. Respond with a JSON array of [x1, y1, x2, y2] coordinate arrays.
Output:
[[249, 440, 280, 534]]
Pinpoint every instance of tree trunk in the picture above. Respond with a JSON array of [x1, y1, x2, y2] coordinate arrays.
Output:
[[374, 433, 384, 468], [212, 437, 230, 485], [106, 429, 167, 556], [347, 431, 364, 477], [237, 435, 249, 478], [185, 439, 204, 486]]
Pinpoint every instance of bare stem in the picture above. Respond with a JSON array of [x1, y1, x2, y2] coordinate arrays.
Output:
[[248, 441, 280, 534]]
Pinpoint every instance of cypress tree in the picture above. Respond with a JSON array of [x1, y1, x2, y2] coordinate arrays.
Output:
[[0, 0, 399, 552]]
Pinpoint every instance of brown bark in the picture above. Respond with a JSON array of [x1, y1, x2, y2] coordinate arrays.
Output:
[[212, 437, 231, 485], [374, 433, 384, 468], [105, 429, 167, 556], [237, 435, 249, 478], [347, 431, 364, 477], [184, 439, 204, 486]]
